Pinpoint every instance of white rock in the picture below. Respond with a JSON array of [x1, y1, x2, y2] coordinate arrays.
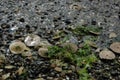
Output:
[[24, 34, 41, 47]]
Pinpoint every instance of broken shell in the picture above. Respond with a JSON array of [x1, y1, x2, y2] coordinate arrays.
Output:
[[9, 41, 27, 54], [24, 34, 41, 47], [85, 41, 97, 48], [34, 78, 44, 80], [110, 42, 120, 54], [38, 48, 48, 57], [39, 40, 52, 48], [16, 67, 25, 75], [99, 49, 115, 60], [70, 3, 82, 10], [0, 54, 6, 64], [2, 73, 10, 80]]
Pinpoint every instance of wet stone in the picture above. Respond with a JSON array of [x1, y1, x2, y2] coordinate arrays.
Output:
[[0, 0, 120, 80]]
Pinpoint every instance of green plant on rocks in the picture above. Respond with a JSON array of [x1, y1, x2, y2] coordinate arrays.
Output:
[[47, 43, 98, 80], [47, 46, 75, 63], [77, 43, 91, 56], [78, 67, 90, 80], [76, 44, 98, 80], [72, 26, 102, 36], [47, 25, 101, 80]]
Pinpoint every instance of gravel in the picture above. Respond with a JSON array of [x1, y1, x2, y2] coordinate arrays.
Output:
[[0, 0, 120, 80]]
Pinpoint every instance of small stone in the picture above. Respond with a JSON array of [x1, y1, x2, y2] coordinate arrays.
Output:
[[11, 26, 18, 31], [2, 73, 10, 80], [70, 65, 76, 71], [0, 54, 6, 64], [67, 70, 73, 73], [39, 40, 52, 48], [0, 69, 3, 72], [95, 48, 101, 53], [47, 77, 53, 80], [53, 78, 59, 80], [9, 41, 27, 54], [16, 66, 25, 75], [5, 65, 15, 69], [54, 67, 62, 72], [24, 34, 41, 47], [99, 49, 115, 60], [34, 78, 44, 80], [38, 48, 48, 58], [110, 42, 120, 54], [109, 32, 117, 38], [50, 63, 56, 68], [52, 35, 61, 40], [21, 51, 32, 57]]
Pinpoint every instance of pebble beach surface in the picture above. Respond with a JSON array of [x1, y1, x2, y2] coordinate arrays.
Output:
[[0, 0, 120, 80]]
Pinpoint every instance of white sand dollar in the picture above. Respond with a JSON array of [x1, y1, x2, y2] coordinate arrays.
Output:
[[110, 42, 120, 54], [99, 49, 115, 60], [9, 41, 27, 54]]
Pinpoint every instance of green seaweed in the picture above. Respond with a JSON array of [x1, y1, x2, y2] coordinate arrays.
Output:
[[72, 26, 102, 36], [77, 43, 91, 56], [47, 43, 98, 79], [47, 46, 75, 63], [47, 25, 101, 79]]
